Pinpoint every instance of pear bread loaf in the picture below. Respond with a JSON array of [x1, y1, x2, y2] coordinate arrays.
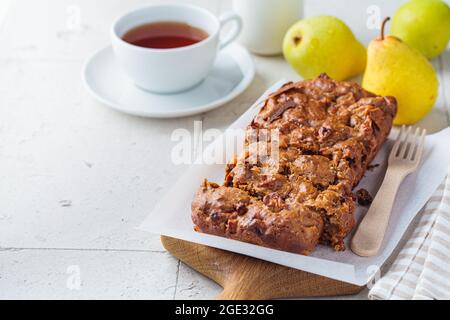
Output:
[[191, 74, 397, 255]]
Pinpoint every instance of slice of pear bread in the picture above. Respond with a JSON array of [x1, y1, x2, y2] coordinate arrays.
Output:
[[192, 74, 397, 255]]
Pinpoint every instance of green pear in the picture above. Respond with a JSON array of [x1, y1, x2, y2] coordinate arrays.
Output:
[[391, 0, 450, 59], [283, 16, 366, 81], [363, 18, 439, 125]]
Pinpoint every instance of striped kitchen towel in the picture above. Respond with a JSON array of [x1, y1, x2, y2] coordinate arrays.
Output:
[[369, 172, 450, 300]]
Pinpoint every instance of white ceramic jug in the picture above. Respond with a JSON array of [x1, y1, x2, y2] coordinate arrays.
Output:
[[232, 0, 302, 55]]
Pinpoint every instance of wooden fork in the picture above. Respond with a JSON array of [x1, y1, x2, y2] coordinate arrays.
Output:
[[351, 126, 426, 257]]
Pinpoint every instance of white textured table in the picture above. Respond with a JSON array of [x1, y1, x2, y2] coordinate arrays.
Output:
[[0, 0, 449, 299]]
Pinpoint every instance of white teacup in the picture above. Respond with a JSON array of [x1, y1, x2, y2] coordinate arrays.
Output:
[[111, 4, 242, 94]]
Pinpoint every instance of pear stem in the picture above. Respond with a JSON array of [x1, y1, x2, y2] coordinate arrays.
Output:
[[380, 17, 390, 40]]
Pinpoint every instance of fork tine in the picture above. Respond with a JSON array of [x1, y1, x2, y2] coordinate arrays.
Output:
[[413, 129, 426, 162], [391, 125, 405, 158], [401, 126, 415, 159], [398, 126, 412, 158], [406, 127, 420, 160]]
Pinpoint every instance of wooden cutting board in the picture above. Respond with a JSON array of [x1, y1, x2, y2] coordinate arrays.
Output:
[[161, 236, 364, 300]]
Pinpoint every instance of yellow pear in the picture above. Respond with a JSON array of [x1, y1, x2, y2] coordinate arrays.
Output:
[[283, 16, 366, 81], [362, 18, 439, 125]]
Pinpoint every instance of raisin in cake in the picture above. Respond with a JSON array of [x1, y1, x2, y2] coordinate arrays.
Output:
[[191, 74, 397, 255]]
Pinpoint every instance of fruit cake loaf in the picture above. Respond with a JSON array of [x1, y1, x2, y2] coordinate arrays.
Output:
[[192, 74, 397, 255]]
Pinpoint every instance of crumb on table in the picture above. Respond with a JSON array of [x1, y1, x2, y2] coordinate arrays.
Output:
[[356, 189, 373, 206]]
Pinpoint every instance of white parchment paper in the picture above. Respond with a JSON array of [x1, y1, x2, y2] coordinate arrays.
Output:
[[139, 80, 450, 285]]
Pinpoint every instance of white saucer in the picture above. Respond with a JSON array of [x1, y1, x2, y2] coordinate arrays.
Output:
[[83, 43, 255, 118]]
